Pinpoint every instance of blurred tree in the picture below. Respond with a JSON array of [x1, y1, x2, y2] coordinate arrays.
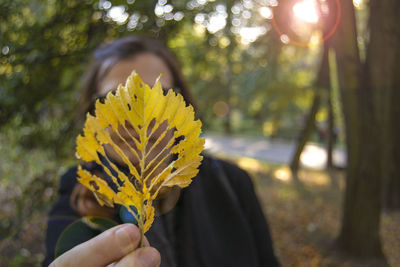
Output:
[[290, 0, 337, 179], [367, 0, 400, 210], [333, 0, 383, 259], [333, 0, 400, 261]]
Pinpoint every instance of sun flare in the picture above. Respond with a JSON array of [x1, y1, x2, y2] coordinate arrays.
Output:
[[292, 0, 319, 23]]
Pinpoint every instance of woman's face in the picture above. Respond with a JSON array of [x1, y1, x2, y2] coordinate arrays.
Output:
[[74, 52, 180, 218], [98, 52, 175, 167], [97, 52, 179, 211], [98, 52, 174, 96]]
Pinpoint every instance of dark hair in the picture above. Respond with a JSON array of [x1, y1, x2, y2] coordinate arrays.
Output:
[[78, 36, 196, 122]]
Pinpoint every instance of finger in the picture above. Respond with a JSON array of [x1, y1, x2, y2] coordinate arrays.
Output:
[[51, 224, 141, 267], [142, 236, 150, 247], [114, 247, 161, 267]]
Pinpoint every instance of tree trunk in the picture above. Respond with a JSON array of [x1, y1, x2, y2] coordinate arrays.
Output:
[[326, 87, 334, 169], [290, 90, 320, 180], [290, 44, 331, 177], [367, 0, 400, 210], [333, 0, 385, 259], [222, 1, 235, 136], [223, 58, 233, 135], [290, 0, 333, 177]]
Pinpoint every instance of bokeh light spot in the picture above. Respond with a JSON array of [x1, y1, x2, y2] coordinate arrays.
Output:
[[213, 101, 230, 117]]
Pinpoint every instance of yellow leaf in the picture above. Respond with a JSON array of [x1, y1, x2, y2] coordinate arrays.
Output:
[[75, 71, 204, 235]]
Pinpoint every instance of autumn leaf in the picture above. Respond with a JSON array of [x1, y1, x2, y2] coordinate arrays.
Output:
[[75, 71, 204, 238]]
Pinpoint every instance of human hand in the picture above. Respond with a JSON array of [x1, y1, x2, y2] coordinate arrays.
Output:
[[50, 224, 160, 267]]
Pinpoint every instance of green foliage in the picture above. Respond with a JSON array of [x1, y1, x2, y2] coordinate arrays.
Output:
[[0, 119, 76, 266], [0, 0, 323, 213], [1, 0, 321, 143], [0, 118, 74, 234]]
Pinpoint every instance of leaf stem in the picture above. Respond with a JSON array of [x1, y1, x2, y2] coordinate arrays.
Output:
[[138, 203, 145, 248]]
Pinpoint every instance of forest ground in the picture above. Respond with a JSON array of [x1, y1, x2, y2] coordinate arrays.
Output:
[[230, 156, 400, 267], [1, 140, 399, 266]]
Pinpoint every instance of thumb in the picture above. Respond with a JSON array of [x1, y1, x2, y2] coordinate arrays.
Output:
[[50, 224, 141, 267]]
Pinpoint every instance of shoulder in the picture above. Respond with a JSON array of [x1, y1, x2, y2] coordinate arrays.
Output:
[[200, 154, 253, 190], [200, 154, 245, 173], [216, 157, 250, 178]]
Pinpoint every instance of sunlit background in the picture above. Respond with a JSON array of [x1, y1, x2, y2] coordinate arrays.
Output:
[[97, 0, 366, 47]]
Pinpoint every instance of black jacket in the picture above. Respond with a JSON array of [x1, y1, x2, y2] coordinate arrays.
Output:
[[43, 156, 279, 267]]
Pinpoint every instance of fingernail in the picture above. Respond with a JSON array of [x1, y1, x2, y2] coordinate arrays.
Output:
[[115, 224, 138, 253], [138, 247, 161, 267]]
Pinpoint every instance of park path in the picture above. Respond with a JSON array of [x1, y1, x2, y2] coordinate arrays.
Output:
[[204, 134, 346, 170]]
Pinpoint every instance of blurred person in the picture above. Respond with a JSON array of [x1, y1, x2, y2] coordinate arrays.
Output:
[[44, 36, 279, 267]]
